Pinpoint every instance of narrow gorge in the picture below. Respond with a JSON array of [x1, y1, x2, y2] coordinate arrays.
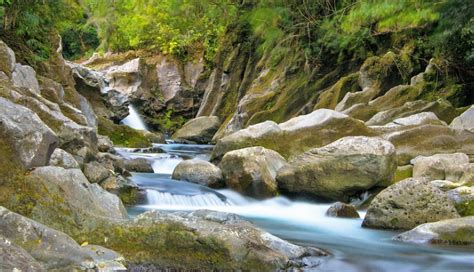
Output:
[[1, 1, 473, 271]]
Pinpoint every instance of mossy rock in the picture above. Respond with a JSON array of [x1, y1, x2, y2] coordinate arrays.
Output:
[[391, 165, 413, 185], [98, 116, 154, 148], [314, 73, 361, 110]]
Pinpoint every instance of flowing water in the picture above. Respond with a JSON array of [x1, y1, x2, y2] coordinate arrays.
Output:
[[121, 105, 148, 131], [119, 143, 474, 271]]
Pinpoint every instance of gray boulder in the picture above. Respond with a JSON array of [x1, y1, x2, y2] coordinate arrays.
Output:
[[362, 178, 460, 230], [411, 153, 470, 182], [172, 116, 221, 144], [221, 147, 288, 198], [0, 235, 45, 271], [98, 135, 115, 152], [394, 216, 474, 245], [451, 105, 474, 132], [326, 202, 360, 218], [124, 158, 153, 173], [277, 136, 396, 201], [83, 161, 111, 183], [0, 97, 57, 168], [383, 112, 446, 127], [172, 159, 224, 188], [12, 63, 40, 94], [0, 206, 126, 271], [49, 148, 79, 169], [213, 109, 371, 160]]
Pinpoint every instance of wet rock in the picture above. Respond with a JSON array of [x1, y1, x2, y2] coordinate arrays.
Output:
[[277, 136, 396, 201], [221, 147, 288, 198], [49, 148, 79, 169], [12, 63, 40, 94], [362, 178, 460, 230], [326, 202, 360, 218], [84, 161, 111, 183], [0, 97, 57, 168], [0, 206, 126, 271], [394, 216, 474, 245], [213, 109, 371, 161], [172, 116, 221, 144], [447, 186, 474, 216], [411, 153, 470, 182], [172, 159, 224, 188], [451, 105, 474, 132], [124, 158, 153, 173], [0, 235, 46, 271]]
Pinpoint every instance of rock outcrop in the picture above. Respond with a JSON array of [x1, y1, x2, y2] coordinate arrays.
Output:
[[394, 216, 474, 245], [172, 159, 224, 188], [362, 178, 460, 230], [221, 147, 288, 198], [277, 136, 396, 201]]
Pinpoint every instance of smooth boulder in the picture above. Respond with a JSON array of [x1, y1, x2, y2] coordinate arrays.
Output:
[[172, 116, 221, 144], [172, 159, 223, 188], [394, 216, 474, 245], [0, 97, 57, 168], [411, 153, 469, 182], [277, 136, 396, 201], [221, 147, 288, 198], [362, 178, 460, 230], [451, 105, 474, 132]]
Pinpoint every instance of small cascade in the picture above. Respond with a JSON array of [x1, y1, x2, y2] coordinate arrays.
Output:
[[121, 105, 148, 131], [146, 189, 231, 207], [151, 155, 183, 175]]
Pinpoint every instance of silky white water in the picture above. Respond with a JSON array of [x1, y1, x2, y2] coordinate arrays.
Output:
[[121, 143, 474, 272], [121, 105, 148, 130]]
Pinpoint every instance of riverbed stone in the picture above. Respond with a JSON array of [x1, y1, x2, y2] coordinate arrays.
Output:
[[277, 136, 396, 201], [213, 109, 371, 160], [326, 202, 360, 218], [0, 97, 58, 168], [221, 147, 288, 198], [394, 216, 474, 245], [49, 148, 79, 169], [451, 105, 474, 132], [411, 153, 470, 182], [124, 157, 153, 173], [172, 116, 221, 144], [0, 206, 126, 271], [172, 159, 224, 188], [362, 178, 460, 230]]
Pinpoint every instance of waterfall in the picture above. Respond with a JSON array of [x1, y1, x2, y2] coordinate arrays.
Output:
[[121, 105, 148, 131], [146, 189, 231, 207]]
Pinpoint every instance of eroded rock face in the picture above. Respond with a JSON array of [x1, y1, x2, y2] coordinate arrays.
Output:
[[172, 159, 223, 188], [0, 97, 58, 168], [49, 148, 79, 169], [394, 216, 474, 245], [362, 178, 460, 230], [0, 206, 126, 271], [451, 105, 474, 132], [277, 136, 396, 201], [172, 116, 221, 144], [213, 109, 371, 160], [221, 147, 288, 198], [411, 153, 470, 182], [326, 202, 360, 218]]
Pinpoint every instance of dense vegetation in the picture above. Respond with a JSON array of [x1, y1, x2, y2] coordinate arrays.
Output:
[[1, 0, 472, 85]]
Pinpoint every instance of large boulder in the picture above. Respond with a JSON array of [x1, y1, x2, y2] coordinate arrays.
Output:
[[0, 235, 45, 271], [277, 136, 396, 201], [221, 147, 288, 198], [394, 216, 474, 245], [213, 109, 372, 160], [411, 153, 470, 182], [12, 63, 40, 94], [362, 178, 460, 230], [172, 116, 221, 144], [0, 206, 126, 270], [172, 159, 224, 188], [451, 105, 474, 132], [49, 148, 80, 169], [124, 157, 153, 173], [0, 97, 57, 168]]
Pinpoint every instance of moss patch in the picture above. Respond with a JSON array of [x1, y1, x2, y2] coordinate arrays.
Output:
[[98, 116, 152, 148]]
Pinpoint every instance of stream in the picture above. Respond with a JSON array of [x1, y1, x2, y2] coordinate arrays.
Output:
[[116, 143, 474, 271]]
